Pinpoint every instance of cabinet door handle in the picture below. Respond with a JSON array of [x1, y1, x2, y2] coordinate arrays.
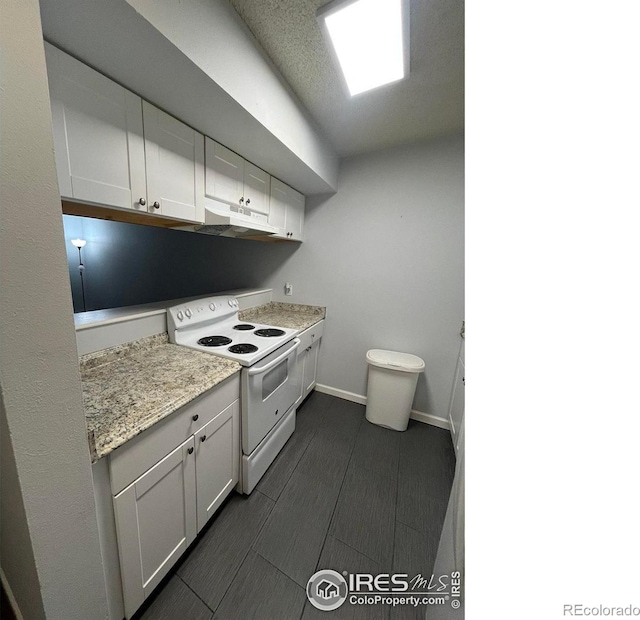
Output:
[[239, 197, 244, 204], [187, 447, 194, 455], [152, 201, 160, 209], [139, 198, 146, 206], [245, 198, 251, 205], [200, 434, 207, 442], [192, 414, 199, 421]]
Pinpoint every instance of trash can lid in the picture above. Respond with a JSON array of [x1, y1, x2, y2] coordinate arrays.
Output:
[[366, 349, 425, 373]]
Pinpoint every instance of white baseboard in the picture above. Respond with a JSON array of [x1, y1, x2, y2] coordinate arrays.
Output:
[[408, 410, 451, 430], [314, 384, 451, 431], [0, 567, 25, 620], [315, 384, 366, 405]]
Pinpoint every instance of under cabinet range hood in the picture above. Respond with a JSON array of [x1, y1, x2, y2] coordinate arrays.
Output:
[[182, 204, 278, 238]]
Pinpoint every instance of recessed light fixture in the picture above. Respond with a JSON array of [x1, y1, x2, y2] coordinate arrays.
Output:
[[317, 0, 409, 97]]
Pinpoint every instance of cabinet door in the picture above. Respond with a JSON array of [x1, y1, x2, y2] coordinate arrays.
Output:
[[143, 101, 204, 223], [44, 43, 147, 211], [268, 177, 305, 240], [204, 138, 244, 208], [303, 340, 320, 399], [294, 349, 306, 407], [448, 359, 465, 454], [287, 187, 305, 241], [113, 437, 196, 618], [194, 400, 240, 532], [268, 177, 288, 236], [243, 162, 270, 215]]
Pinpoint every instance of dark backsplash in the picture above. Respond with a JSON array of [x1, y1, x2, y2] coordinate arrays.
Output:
[[62, 215, 298, 313]]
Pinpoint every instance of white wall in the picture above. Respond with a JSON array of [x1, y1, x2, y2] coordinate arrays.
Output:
[[261, 136, 465, 418], [0, 0, 109, 617]]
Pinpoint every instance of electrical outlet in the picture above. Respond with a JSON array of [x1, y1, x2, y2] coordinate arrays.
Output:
[[284, 282, 293, 296]]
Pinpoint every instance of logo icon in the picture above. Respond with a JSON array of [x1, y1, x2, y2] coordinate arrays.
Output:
[[307, 570, 348, 611]]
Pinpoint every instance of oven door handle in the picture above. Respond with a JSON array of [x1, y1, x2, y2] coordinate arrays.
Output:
[[246, 338, 301, 376]]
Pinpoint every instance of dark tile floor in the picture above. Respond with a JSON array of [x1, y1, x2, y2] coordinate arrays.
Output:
[[134, 392, 456, 620]]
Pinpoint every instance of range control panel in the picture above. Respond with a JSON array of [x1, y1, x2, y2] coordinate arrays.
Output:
[[167, 295, 239, 332]]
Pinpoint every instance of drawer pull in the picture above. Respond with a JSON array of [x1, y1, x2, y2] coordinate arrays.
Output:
[[200, 435, 207, 442], [192, 414, 199, 421], [187, 447, 194, 455]]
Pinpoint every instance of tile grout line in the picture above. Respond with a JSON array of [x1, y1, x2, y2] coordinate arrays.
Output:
[[325, 414, 364, 538], [329, 533, 385, 569], [255, 549, 309, 592], [257, 392, 322, 501], [252, 550, 311, 620], [299, 409, 364, 620], [391, 430, 402, 576], [175, 573, 216, 616], [260, 424, 318, 503], [209, 490, 277, 615]]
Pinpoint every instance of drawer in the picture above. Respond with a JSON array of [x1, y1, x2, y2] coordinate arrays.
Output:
[[109, 374, 239, 495], [298, 320, 324, 351]]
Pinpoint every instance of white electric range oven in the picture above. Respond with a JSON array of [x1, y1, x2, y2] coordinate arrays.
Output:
[[167, 295, 300, 493]]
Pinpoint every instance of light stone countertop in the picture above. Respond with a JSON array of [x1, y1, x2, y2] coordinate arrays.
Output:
[[239, 302, 325, 332], [80, 333, 241, 462]]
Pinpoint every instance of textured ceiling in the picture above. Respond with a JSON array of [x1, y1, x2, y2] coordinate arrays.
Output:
[[228, 0, 464, 157]]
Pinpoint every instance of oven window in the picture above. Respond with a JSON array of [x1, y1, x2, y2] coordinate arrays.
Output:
[[262, 359, 288, 400]]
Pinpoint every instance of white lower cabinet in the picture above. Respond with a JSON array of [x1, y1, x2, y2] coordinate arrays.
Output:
[[113, 437, 197, 616], [294, 321, 324, 406], [195, 401, 240, 531], [107, 378, 240, 618]]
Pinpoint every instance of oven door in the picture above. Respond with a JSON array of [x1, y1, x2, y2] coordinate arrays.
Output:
[[241, 338, 300, 455]]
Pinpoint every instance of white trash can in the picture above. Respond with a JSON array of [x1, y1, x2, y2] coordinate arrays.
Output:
[[365, 349, 425, 431]]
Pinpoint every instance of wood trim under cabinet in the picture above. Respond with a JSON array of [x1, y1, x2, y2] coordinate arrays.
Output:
[[62, 200, 194, 229]]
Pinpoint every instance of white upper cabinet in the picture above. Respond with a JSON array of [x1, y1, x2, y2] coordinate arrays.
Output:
[[204, 138, 270, 215], [44, 43, 147, 212], [268, 178, 288, 233], [45, 44, 204, 224], [243, 161, 270, 215], [287, 186, 305, 241], [45, 44, 306, 234], [205, 139, 244, 206], [269, 178, 305, 241], [142, 101, 205, 223]]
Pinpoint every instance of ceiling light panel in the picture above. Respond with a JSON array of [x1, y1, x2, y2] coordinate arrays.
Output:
[[318, 0, 408, 96]]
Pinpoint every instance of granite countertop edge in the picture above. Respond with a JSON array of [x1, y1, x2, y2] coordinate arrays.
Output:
[[239, 301, 326, 332], [81, 333, 241, 462]]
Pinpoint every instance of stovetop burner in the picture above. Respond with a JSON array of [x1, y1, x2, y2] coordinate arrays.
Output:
[[228, 343, 259, 354], [198, 336, 233, 347], [254, 328, 286, 337], [233, 324, 255, 331]]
